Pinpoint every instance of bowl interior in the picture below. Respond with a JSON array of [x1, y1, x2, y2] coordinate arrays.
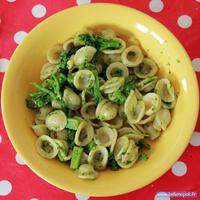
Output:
[[2, 4, 199, 196]]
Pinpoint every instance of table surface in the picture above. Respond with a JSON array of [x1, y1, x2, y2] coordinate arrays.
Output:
[[0, 0, 200, 200]]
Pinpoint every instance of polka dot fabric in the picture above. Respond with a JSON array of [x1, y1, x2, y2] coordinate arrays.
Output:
[[0, 0, 200, 199]]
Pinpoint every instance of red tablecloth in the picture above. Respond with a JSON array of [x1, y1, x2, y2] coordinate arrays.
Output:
[[0, 1, 200, 200]]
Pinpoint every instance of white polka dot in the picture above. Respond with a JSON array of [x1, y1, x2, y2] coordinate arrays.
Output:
[[14, 31, 27, 44], [192, 58, 200, 72], [177, 15, 192, 29], [0, 135, 2, 144], [195, 0, 200, 2], [15, 153, 25, 165], [190, 132, 200, 146], [171, 161, 187, 176], [76, 0, 91, 5], [30, 198, 39, 200], [75, 194, 89, 200], [32, 4, 46, 18], [6, 0, 16, 2], [149, 0, 164, 13], [0, 58, 9, 72], [154, 193, 170, 200], [0, 180, 12, 196]]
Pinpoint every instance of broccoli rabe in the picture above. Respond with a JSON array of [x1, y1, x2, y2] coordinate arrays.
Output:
[[86, 69, 104, 104], [76, 34, 121, 51], [108, 90, 126, 105], [107, 153, 120, 171], [66, 73, 75, 88], [84, 139, 96, 154], [59, 47, 77, 69], [67, 129, 76, 149], [26, 73, 66, 109], [122, 75, 137, 97], [26, 91, 51, 109], [108, 75, 136, 105]]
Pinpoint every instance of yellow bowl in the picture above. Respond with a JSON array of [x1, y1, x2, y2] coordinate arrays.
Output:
[[2, 3, 199, 197]]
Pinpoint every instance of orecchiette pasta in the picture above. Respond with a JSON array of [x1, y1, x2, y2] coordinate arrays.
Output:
[[27, 29, 177, 180], [100, 77, 125, 94], [74, 46, 96, 65], [74, 69, 95, 90], [88, 146, 108, 170], [121, 45, 144, 67], [134, 58, 158, 78], [106, 62, 129, 79], [74, 121, 94, 146]]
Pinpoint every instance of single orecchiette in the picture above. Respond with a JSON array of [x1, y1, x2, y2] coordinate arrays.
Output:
[[100, 77, 125, 94], [63, 87, 81, 110], [124, 90, 145, 124], [36, 135, 58, 159], [74, 69, 95, 90], [63, 38, 74, 50], [121, 45, 144, 67], [74, 46, 97, 65], [134, 58, 158, 78], [88, 146, 108, 170], [153, 108, 171, 131], [144, 123, 161, 140], [106, 62, 129, 79], [76, 164, 98, 180], [74, 121, 94, 146], [143, 93, 161, 116], [155, 78, 175, 103], [96, 100, 118, 121], [47, 43, 63, 64], [94, 126, 116, 147], [100, 116, 123, 129], [45, 110, 67, 132], [80, 102, 96, 120]]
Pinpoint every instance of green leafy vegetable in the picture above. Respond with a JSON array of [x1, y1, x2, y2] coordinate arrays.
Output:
[[67, 129, 76, 149], [26, 91, 51, 109], [70, 146, 84, 169], [108, 75, 136, 105], [66, 73, 75, 88], [108, 90, 126, 104], [84, 139, 97, 154], [76, 34, 121, 51], [66, 118, 80, 130]]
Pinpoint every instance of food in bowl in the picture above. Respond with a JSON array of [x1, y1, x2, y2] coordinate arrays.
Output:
[[26, 29, 177, 180]]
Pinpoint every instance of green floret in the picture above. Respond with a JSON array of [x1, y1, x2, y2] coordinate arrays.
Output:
[[122, 75, 137, 97], [26, 73, 67, 109], [76, 34, 121, 51], [26, 91, 51, 109], [108, 90, 126, 104], [86, 69, 104, 104], [108, 75, 136, 105], [66, 73, 75, 88], [59, 47, 77, 69]]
